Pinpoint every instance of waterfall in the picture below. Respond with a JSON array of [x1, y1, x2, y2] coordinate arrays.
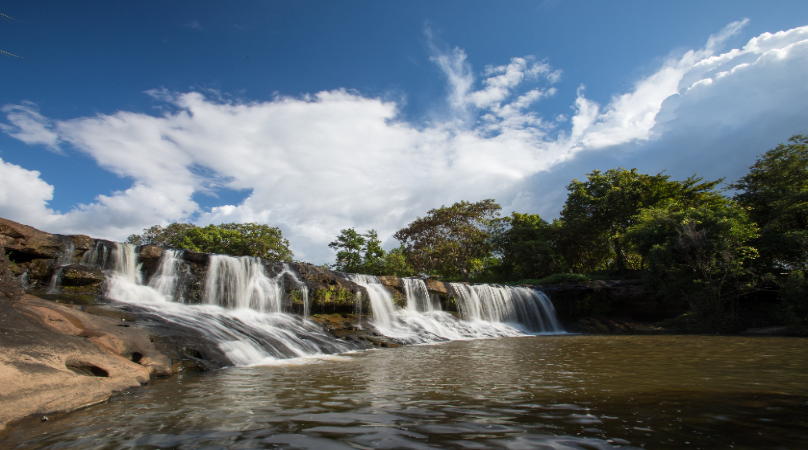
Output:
[[450, 283, 563, 333], [46, 237, 76, 294], [403, 278, 440, 313], [203, 255, 284, 312], [104, 245, 352, 364], [347, 274, 401, 332], [81, 240, 113, 268], [97, 241, 563, 364], [348, 275, 564, 343], [148, 249, 184, 301]]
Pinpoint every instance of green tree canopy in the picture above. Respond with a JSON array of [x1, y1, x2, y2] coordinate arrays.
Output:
[[128, 222, 293, 261], [491, 212, 565, 280], [729, 134, 808, 271], [328, 228, 368, 273], [625, 203, 759, 331], [327, 228, 413, 277], [394, 199, 501, 281], [127, 223, 198, 248], [560, 168, 724, 273]]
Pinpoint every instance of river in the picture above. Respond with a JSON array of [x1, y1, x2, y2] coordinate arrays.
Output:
[[4, 334, 806, 449]]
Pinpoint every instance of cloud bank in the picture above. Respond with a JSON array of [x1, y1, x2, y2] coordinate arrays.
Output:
[[2, 21, 808, 263]]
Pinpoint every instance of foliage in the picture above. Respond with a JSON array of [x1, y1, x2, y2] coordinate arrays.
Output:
[[491, 212, 565, 280], [328, 228, 415, 277], [128, 222, 293, 261], [394, 199, 501, 282], [180, 223, 293, 261], [559, 168, 724, 274], [382, 246, 416, 278], [504, 273, 609, 285], [625, 203, 760, 331], [781, 270, 808, 335], [127, 223, 197, 248], [328, 228, 367, 273], [729, 134, 808, 271]]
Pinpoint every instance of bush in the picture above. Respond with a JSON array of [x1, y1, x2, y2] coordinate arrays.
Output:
[[506, 273, 608, 285], [782, 270, 808, 335]]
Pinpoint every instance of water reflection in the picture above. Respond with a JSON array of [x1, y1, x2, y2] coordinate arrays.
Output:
[[4, 335, 807, 449]]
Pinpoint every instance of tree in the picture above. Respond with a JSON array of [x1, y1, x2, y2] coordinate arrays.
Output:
[[180, 223, 293, 261], [394, 200, 501, 281], [128, 222, 293, 261], [560, 168, 724, 274], [382, 246, 415, 278], [491, 212, 565, 280], [625, 203, 759, 331], [328, 228, 368, 273], [127, 223, 197, 248], [729, 135, 808, 271], [328, 229, 414, 277]]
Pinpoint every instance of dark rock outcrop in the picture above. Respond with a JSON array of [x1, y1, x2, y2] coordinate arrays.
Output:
[[534, 279, 685, 331]]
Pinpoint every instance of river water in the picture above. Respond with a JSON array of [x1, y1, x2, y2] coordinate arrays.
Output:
[[4, 335, 807, 449]]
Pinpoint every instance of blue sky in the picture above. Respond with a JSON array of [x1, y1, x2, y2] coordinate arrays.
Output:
[[2, 1, 808, 263]]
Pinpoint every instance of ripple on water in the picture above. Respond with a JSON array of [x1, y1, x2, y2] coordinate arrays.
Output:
[[3, 335, 808, 449]]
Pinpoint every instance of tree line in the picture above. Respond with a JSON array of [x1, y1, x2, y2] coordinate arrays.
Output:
[[327, 135, 807, 333], [128, 135, 807, 333]]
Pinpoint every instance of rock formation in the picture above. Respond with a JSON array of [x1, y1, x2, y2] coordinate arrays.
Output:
[[0, 229, 171, 432]]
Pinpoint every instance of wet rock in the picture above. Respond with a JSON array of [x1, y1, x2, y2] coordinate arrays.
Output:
[[423, 279, 450, 296], [377, 275, 402, 291], [138, 245, 164, 260], [60, 265, 105, 287], [136, 245, 165, 279], [0, 245, 167, 433], [288, 263, 367, 315]]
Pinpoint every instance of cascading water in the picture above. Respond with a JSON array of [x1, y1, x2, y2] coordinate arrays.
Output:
[[84, 239, 561, 363], [347, 274, 403, 333], [148, 249, 185, 301], [203, 255, 310, 316], [450, 283, 563, 333], [403, 278, 439, 313], [46, 236, 76, 293], [104, 245, 352, 365], [347, 275, 564, 344]]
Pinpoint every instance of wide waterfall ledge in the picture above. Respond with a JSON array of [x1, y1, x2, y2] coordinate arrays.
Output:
[[49, 242, 566, 366]]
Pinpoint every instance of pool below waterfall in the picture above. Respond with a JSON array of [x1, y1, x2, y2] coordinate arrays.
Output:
[[4, 334, 807, 449]]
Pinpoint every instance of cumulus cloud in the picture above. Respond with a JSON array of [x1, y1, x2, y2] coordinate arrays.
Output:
[[0, 158, 56, 223], [3, 21, 808, 263], [0, 102, 61, 152]]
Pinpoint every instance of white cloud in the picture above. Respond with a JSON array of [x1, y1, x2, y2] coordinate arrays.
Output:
[[0, 102, 61, 152], [2, 22, 808, 263], [0, 158, 56, 223]]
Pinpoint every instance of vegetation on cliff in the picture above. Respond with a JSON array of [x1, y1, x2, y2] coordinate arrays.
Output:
[[127, 222, 293, 261]]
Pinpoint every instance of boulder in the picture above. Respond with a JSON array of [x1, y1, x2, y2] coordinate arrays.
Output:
[[424, 279, 450, 296], [377, 275, 402, 292], [60, 265, 105, 287]]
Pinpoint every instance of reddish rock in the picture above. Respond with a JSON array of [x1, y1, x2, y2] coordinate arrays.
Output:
[[0, 218, 63, 259]]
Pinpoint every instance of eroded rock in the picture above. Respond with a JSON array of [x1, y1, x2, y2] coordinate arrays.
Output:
[[0, 246, 171, 433]]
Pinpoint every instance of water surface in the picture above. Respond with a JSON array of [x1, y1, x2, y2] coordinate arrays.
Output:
[[5, 335, 807, 449]]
